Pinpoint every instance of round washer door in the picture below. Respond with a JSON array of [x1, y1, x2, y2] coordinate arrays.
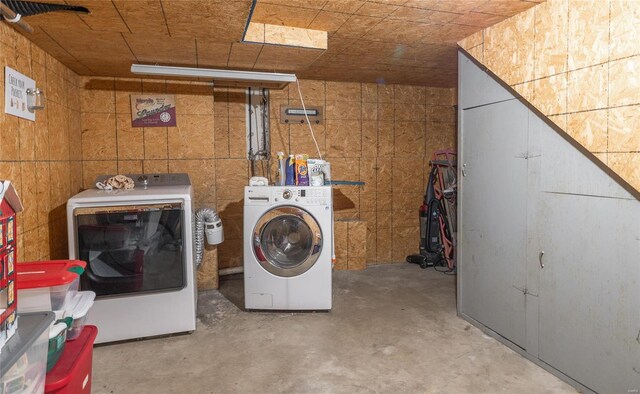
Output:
[[253, 206, 323, 278]]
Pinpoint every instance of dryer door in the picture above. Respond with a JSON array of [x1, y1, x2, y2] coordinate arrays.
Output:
[[253, 206, 323, 278], [74, 203, 185, 297]]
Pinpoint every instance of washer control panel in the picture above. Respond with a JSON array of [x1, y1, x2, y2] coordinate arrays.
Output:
[[246, 186, 331, 206], [286, 188, 330, 205]]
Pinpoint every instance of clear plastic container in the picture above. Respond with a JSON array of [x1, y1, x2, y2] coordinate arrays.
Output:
[[17, 260, 86, 314], [49, 283, 74, 311], [64, 291, 95, 341], [66, 315, 88, 341], [1, 312, 54, 394], [66, 266, 84, 300]]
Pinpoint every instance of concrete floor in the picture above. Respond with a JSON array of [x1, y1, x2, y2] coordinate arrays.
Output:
[[92, 264, 576, 393]]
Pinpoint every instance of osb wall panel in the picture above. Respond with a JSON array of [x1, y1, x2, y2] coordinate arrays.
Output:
[[333, 220, 367, 271], [334, 220, 368, 271], [458, 0, 640, 193], [79, 78, 456, 288], [270, 81, 456, 267], [80, 77, 222, 290], [0, 23, 83, 264]]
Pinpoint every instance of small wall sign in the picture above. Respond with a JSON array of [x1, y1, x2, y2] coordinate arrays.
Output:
[[130, 94, 177, 127], [4, 66, 36, 121]]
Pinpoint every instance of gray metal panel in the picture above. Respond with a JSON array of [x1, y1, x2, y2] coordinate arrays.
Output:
[[537, 117, 640, 393], [457, 52, 464, 317], [459, 47, 640, 393], [537, 192, 640, 393], [539, 129, 634, 200], [524, 110, 543, 357], [458, 51, 513, 110], [459, 98, 528, 348]]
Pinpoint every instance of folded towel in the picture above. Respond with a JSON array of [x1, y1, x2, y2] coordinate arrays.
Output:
[[96, 175, 135, 190]]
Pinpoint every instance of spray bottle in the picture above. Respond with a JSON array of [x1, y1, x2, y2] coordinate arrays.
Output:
[[276, 152, 286, 186]]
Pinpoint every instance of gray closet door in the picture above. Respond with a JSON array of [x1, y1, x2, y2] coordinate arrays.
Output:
[[536, 128, 640, 393], [459, 98, 529, 348], [459, 49, 640, 392]]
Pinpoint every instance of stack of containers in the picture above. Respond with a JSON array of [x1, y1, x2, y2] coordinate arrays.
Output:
[[44, 325, 98, 394], [0, 312, 53, 394], [16, 260, 95, 372]]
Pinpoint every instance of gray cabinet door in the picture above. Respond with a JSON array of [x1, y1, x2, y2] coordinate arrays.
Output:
[[459, 98, 529, 348], [537, 127, 640, 393], [459, 49, 640, 392]]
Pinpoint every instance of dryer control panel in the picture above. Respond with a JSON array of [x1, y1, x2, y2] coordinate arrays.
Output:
[[245, 186, 332, 206], [95, 173, 191, 188]]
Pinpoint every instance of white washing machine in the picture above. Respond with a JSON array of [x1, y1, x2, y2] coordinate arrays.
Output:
[[244, 185, 333, 310], [67, 173, 197, 343]]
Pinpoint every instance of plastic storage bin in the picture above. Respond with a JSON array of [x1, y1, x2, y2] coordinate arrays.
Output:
[[47, 318, 71, 372], [1, 312, 54, 394], [17, 260, 86, 313], [64, 291, 95, 341], [45, 325, 98, 394]]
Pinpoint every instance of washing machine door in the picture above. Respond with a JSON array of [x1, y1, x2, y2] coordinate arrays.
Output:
[[253, 206, 322, 278]]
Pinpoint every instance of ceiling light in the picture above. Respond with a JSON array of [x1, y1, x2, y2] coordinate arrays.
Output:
[[130, 64, 297, 89]]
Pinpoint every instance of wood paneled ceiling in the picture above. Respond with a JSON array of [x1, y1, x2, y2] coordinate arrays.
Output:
[[14, 0, 541, 87]]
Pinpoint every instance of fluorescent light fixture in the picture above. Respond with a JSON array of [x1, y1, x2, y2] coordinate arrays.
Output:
[[130, 64, 297, 89]]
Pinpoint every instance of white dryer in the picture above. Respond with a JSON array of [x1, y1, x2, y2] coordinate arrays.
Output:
[[67, 173, 197, 343], [244, 186, 332, 310]]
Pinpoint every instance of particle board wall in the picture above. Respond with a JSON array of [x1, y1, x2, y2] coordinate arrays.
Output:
[[79, 77, 456, 289], [0, 23, 83, 264], [458, 0, 640, 193], [268, 81, 456, 270]]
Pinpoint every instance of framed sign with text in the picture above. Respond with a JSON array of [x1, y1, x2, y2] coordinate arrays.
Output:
[[4, 67, 36, 121], [130, 94, 177, 127]]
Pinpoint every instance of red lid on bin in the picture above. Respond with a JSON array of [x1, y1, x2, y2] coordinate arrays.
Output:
[[45, 325, 98, 392], [17, 260, 87, 289]]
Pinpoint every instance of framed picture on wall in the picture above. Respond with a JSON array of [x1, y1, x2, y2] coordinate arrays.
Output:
[[130, 94, 177, 127]]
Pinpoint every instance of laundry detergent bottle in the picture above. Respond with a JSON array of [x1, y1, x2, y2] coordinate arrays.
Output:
[[295, 154, 309, 186], [285, 155, 296, 185]]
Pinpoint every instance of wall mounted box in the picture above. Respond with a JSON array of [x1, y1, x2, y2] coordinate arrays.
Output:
[[280, 105, 324, 125]]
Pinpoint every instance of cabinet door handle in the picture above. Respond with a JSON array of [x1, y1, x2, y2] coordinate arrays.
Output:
[[539, 251, 545, 269]]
